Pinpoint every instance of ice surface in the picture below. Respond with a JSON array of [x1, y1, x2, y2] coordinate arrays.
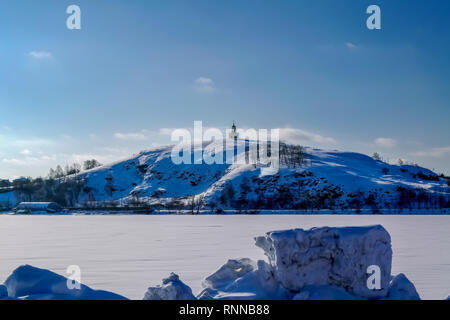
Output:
[[0, 223, 439, 300], [255, 225, 392, 298], [0, 215, 449, 299], [143, 273, 195, 300]]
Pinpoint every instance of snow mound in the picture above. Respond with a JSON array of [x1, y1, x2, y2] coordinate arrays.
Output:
[[255, 225, 392, 299], [0, 285, 7, 299], [3, 265, 127, 300], [202, 258, 257, 290], [198, 260, 290, 300], [385, 273, 420, 300], [143, 273, 195, 300]]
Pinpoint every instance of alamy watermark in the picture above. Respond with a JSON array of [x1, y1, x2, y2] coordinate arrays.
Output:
[[66, 265, 82, 290], [66, 5, 81, 30], [64, 4, 380, 31], [170, 121, 280, 171], [366, 5, 381, 30], [366, 265, 381, 290]]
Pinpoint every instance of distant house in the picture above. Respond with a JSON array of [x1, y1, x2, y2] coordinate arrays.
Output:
[[13, 177, 29, 184], [13, 202, 62, 214]]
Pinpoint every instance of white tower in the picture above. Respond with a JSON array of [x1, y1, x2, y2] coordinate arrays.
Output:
[[229, 121, 239, 139]]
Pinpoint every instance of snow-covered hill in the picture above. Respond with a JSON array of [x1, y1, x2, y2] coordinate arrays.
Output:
[[73, 139, 449, 211]]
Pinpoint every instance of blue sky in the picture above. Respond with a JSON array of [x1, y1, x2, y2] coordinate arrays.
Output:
[[0, 0, 449, 178]]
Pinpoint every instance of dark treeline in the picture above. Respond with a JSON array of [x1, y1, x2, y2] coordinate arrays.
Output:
[[0, 159, 102, 209], [279, 143, 309, 168], [12, 177, 85, 207], [206, 171, 450, 213]]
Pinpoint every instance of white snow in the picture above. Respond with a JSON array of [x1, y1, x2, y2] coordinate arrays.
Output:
[[143, 273, 195, 300], [385, 273, 420, 300], [1, 225, 422, 300], [190, 225, 416, 300], [3, 265, 127, 300], [198, 259, 291, 300], [0, 215, 449, 299], [255, 225, 392, 298], [202, 258, 257, 290]]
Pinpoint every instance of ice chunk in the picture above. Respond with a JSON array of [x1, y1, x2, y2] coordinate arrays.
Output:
[[143, 273, 196, 300], [255, 225, 392, 299], [4, 265, 127, 300], [202, 258, 257, 290], [198, 260, 291, 300], [385, 274, 420, 300]]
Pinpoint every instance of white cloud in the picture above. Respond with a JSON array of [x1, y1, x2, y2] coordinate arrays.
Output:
[[278, 128, 337, 146], [158, 126, 337, 147], [29, 51, 53, 59], [345, 42, 357, 49], [15, 137, 54, 148], [159, 128, 177, 136], [114, 132, 147, 141], [0, 131, 159, 178], [2, 154, 57, 167], [20, 149, 32, 155], [374, 137, 397, 148], [410, 146, 450, 158], [194, 77, 216, 93], [68, 153, 125, 166]]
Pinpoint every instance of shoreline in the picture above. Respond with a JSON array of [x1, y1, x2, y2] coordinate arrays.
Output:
[[0, 208, 448, 216]]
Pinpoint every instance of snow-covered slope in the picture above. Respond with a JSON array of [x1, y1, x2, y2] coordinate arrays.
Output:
[[73, 139, 449, 211]]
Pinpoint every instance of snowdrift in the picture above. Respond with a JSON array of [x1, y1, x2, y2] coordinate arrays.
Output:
[[1, 265, 127, 300]]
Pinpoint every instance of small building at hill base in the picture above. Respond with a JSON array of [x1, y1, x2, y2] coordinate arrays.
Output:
[[14, 202, 61, 214]]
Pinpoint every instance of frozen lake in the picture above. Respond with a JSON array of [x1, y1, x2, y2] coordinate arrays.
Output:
[[0, 215, 449, 300]]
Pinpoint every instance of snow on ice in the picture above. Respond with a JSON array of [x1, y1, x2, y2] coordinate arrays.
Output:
[[0, 225, 427, 300]]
